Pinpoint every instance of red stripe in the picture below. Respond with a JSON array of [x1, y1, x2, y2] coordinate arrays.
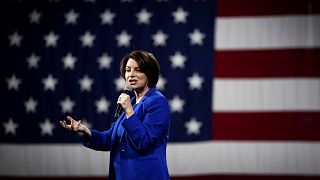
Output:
[[212, 112, 320, 140], [1, 175, 320, 180], [214, 48, 320, 78], [217, 0, 320, 17], [174, 175, 320, 180]]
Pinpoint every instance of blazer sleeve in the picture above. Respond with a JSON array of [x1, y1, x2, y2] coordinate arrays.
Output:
[[121, 95, 170, 152], [82, 124, 114, 151]]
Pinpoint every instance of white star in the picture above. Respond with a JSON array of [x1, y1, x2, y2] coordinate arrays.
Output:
[[116, 30, 132, 47], [187, 72, 204, 90], [114, 76, 126, 91], [8, 31, 23, 47], [26, 53, 41, 69], [80, 31, 95, 47], [151, 30, 168, 47], [98, 53, 113, 70], [79, 75, 94, 92], [172, 7, 189, 24], [24, 97, 38, 113], [60, 97, 75, 114], [6, 74, 22, 91], [95, 97, 110, 114], [42, 74, 58, 91], [62, 52, 77, 69], [29, 9, 42, 24], [64, 9, 79, 25], [188, 29, 205, 45], [157, 75, 167, 90], [100, 9, 116, 25], [44, 31, 59, 47], [3, 118, 19, 135], [170, 51, 187, 69], [185, 117, 202, 135], [169, 95, 185, 113], [39, 118, 55, 136], [136, 8, 152, 24]]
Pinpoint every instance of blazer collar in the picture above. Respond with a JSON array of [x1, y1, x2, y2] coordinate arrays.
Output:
[[134, 86, 157, 103]]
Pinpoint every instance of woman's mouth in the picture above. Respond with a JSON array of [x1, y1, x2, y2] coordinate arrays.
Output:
[[128, 79, 137, 85]]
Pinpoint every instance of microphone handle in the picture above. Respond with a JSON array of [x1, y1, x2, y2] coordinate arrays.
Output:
[[114, 104, 123, 118], [114, 86, 133, 119]]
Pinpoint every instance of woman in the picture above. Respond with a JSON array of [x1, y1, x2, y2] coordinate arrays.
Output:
[[60, 51, 171, 180]]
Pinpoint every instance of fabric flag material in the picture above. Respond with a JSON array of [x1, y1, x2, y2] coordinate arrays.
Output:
[[1, 0, 320, 179]]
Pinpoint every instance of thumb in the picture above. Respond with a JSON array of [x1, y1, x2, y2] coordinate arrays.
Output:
[[67, 116, 76, 126], [67, 116, 75, 122]]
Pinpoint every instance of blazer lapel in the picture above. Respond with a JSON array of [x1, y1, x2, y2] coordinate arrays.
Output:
[[140, 87, 157, 102], [111, 113, 125, 148]]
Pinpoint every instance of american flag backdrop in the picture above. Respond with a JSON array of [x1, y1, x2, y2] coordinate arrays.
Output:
[[1, 0, 320, 179]]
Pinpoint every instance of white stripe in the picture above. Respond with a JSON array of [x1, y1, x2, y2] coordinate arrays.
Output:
[[168, 141, 320, 176], [1, 142, 320, 176], [0, 144, 109, 176], [213, 78, 320, 112], [215, 15, 320, 50]]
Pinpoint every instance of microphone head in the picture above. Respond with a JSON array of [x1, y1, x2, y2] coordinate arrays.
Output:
[[123, 85, 133, 94]]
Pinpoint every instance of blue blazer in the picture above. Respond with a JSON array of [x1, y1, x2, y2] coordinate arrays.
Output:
[[83, 87, 171, 180]]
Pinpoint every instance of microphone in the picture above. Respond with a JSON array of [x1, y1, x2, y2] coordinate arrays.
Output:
[[114, 85, 133, 119]]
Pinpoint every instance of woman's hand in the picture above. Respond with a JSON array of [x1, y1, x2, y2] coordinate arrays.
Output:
[[117, 93, 134, 118], [60, 116, 91, 136]]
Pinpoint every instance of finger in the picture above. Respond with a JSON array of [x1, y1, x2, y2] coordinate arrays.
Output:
[[122, 94, 130, 101], [117, 97, 123, 104], [76, 120, 81, 128], [117, 96, 122, 103], [60, 121, 68, 129], [60, 120, 65, 127], [68, 116, 76, 128], [67, 116, 78, 127], [67, 116, 74, 122], [59, 121, 65, 127], [63, 121, 70, 129]]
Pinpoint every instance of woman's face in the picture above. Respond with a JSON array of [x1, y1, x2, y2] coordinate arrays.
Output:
[[125, 58, 148, 91]]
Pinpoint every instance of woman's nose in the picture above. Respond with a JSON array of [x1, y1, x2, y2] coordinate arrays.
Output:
[[129, 70, 135, 77]]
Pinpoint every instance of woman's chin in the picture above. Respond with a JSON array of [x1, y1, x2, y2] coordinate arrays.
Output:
[[129, 83, 137, 88]]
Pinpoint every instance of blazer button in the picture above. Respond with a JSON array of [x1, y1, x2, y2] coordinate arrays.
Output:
[[121, 149, 125, 152]]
